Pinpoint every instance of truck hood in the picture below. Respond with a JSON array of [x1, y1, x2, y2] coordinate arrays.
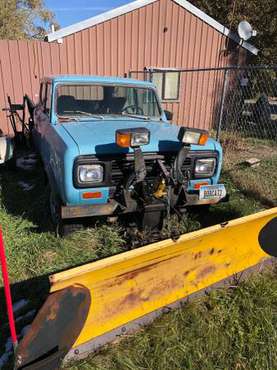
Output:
[[61, 119, 217, 156]]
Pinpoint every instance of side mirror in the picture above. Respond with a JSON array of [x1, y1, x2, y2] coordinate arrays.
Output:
[[164, 110, 173, 121]]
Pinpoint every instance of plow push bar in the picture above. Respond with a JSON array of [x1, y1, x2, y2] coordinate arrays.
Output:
[[15, 208, 277, 369]]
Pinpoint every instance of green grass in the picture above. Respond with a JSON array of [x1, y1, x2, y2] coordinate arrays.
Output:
[[0, 165, 126, 284], [0, 153, 275, 369], [225, 157, 277, 206], [221, 134, 277, 206]]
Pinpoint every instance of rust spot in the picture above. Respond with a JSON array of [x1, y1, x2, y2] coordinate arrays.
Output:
[[194, 251, 202, 260], [225, 262, 231, 267], [210, 248, 215, 255], [218, 249, 222, 254], [47, 303, 58, 321], [15, 286, 91, 369], [122, 292, 141, 306], [197, 265, 216, 279], [104, 255, 178, 289], [105, 287, 147, 318], [147, 276, 182, 299], [183, 270, 190, 277]]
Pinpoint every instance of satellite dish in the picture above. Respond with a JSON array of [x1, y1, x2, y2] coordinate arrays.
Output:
[[238, 21, 257, 41]]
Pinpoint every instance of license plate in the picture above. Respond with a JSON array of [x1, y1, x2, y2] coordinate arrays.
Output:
[[199, 184, 227, 200]]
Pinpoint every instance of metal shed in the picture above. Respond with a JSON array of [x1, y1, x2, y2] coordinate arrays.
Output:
[[0, 0, 258, 134]]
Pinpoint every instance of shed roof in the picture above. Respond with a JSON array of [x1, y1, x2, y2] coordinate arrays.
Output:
[[46, 0, 258, 55]]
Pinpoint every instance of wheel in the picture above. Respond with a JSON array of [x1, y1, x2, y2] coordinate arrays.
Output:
[[4, 155, 16, 170], [49, 188, 83, 236], [49, 189, 61, 226], [58, 221, 83, 237]]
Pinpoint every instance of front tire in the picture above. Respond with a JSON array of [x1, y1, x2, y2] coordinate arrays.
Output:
[[58, 221, 83, 237], [49, 188, 83, 237]]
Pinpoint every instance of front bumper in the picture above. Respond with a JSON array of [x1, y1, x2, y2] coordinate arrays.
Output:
[[185, 192, 229, 206], [61, 192, 229, 219], [61, 200, 119, 219]]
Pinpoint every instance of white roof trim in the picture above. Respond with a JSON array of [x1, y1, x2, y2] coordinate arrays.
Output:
[[176, 0, 258, 55], [46, 0, 258, 55], [47, 0, 155, 42]]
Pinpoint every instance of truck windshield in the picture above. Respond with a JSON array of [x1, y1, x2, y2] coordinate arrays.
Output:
[[56, 84, 161, 120]]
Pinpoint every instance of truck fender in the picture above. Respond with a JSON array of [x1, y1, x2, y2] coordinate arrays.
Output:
[[44, 162, 59, 197]]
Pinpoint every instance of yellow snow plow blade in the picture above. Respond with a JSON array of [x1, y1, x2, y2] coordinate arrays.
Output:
[[15, 208, 276, 369]]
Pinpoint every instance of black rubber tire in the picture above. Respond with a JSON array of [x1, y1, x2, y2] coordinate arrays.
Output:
[[58, 222, 83, 237], [49, 188, 61, 226], [4, 156, 16, 171], [48, 187, 83, 237]]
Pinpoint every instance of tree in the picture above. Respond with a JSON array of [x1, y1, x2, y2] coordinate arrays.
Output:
[[0, 0, 58, 40], [191, 0, 277, 63]]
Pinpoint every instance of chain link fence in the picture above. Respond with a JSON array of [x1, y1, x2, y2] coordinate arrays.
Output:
[[217, 66, 277, 139], [216, 66, 277, 206], [130, 66, 277, 205]]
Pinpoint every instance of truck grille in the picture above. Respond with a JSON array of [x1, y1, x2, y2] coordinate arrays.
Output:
[[74, 150, 217, 189], [111, 154, 193, 187]]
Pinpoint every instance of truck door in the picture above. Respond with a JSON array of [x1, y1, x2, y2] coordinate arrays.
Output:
[[33, 82, 52, 158]]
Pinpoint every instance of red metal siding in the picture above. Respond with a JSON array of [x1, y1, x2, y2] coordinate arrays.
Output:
[[0, 0, 246, 135]]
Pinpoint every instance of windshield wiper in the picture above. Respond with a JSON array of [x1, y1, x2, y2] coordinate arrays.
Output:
[[74, 111, 104, 120], [121, 113, 150, 121], [60, 111, 104, 120], [57, 115, 79, 122]]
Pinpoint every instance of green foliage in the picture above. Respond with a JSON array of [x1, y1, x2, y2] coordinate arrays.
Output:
[[0, 0, 58, 40], [0, 164, 125, 283], [191, 0, 277, 63], [222, 135, 277, 206]]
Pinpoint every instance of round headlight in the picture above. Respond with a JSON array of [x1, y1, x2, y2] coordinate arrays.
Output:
[[78, 164, 104, 183]]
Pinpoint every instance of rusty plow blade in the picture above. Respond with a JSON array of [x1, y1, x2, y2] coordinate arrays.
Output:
[[15, 208, 277, 369]]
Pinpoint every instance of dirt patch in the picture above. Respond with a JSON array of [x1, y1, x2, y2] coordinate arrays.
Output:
[[224, 140, 277, 165]]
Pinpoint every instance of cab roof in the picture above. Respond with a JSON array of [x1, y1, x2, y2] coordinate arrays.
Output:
[[42, 75, 155, 88]]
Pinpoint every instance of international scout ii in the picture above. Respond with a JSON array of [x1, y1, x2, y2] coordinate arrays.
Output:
[[29, 75, 226, 235]]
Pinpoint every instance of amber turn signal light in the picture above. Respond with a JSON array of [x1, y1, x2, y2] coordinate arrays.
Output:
[[178, 127, 209, 146], [116, 132, 132, 148], [193, 182, 209, 190], [82, 192, 102, 199], [198, 132, 209, 145], [116, 128, 150, 148]]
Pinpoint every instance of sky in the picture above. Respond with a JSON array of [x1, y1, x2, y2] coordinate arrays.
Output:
[[45, 0, 130, 28]]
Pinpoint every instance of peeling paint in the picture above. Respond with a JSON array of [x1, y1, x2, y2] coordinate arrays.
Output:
[[197, 265, 216, 279]]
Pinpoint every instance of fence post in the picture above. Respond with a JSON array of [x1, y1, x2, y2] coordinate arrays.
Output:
[[216, 68, 229, 141]]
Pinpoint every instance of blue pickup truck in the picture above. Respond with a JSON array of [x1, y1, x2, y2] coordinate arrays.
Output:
[[26, 75, 226, 235]]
